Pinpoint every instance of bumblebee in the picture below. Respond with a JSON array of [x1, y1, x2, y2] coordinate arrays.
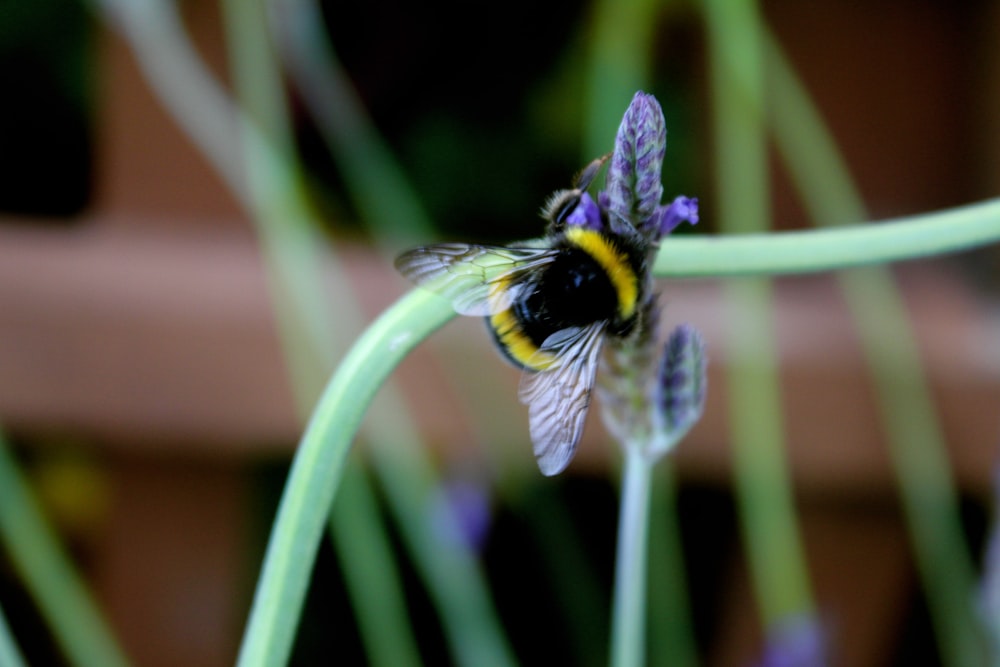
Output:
[[395, 156, 654, 475]]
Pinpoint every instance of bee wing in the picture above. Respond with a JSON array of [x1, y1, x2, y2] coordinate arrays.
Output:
[[518, 322, 608, 476], [395, 243, 558, 316]]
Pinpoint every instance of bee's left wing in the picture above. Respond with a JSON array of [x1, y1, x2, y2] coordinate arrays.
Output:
[[395, 243, 558, 316], [518, 322, 608, 476]]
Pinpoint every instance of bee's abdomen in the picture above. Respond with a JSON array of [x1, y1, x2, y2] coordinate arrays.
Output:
[[488, 249, 621, 371]]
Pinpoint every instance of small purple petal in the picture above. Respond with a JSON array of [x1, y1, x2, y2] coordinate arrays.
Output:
[[563, 192, 604, 231], [647, 195, 699, 238]]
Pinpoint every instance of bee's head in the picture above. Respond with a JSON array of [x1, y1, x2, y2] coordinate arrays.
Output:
[[541, 154, 612, 231], [543, 190, 605, 233]]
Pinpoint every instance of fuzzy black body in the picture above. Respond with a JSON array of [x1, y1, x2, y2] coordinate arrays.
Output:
[[487, 226, 647, 371]]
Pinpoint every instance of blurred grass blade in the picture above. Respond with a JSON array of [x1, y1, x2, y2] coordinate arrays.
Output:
[[0, 431, 130, 667], [703, 0, 815, 630], [763, 30, 987, 666], [89, 0, 250, 206], [583, 0, 661, 160], [0, 600, 28, 667], [330, 461, 423, 667], [362, 406, 518, 667], [271, 0, 435, 243], [522, 489, 608, 667]]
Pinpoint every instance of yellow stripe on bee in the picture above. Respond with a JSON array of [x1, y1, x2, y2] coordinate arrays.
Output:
[[488, 272, 513, 312], [490, 308, 557, 371], [563, 226, 638, 320]]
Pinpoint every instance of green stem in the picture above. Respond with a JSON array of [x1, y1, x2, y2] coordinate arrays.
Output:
[[654, 197, 1000, 277], [610, 445, 654, 667], [647, 462, 700, 667]]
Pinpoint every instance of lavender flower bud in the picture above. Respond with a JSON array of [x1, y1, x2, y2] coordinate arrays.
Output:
[[606, 91, 667, 226], [652, 324, 707, 452]]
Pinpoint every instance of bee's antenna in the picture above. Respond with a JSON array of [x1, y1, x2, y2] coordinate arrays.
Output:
[[574, 153, 611, 191]]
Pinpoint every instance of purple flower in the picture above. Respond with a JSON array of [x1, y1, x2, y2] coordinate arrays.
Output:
[[603, 91, 699, 245], [648, 195, 700, 238]]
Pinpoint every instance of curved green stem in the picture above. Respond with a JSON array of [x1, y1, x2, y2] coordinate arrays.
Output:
[[236, 289, 454, 667], [654, 198, 1000, 277]]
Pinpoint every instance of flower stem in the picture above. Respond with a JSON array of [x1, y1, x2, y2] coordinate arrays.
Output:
[[610, 445, 654, 667], [654, 197, 1000, 278], [647, 462, 700, 667]]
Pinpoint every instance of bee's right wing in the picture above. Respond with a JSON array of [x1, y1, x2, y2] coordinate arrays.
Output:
[[518, 321, 608, 476], [395, 243, 558, 316]]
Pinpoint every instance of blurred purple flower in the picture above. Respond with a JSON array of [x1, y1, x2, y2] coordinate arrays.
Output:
[[429, 477, 493, 552], [752, 615, 827, 667], [978, 464, 1000, 654]]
